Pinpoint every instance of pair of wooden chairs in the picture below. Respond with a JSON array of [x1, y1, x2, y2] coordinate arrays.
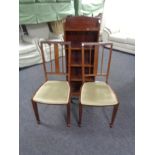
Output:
[[32, 41, 119, 128]]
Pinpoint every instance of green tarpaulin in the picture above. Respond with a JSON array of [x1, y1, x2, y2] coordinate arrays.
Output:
[[80, 0, 105, 16], [19, 0, 104, 24], [19, 1, 74, 24]]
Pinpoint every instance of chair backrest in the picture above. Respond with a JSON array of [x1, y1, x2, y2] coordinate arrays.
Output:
[[40, 41, 71, 82], [81, 42, 113, 83]]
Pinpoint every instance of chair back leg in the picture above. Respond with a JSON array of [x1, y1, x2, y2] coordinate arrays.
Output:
[[109, 104, 119, 128], [67, 103, 71, 127], [78, 103, 83, 127], [32, 100, 40, 124]]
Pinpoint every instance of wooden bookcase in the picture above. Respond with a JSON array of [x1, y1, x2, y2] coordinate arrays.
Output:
[[64, 16, 100, 96]]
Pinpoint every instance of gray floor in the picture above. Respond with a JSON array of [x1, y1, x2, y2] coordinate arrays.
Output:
[[19, 50, 135, 155]]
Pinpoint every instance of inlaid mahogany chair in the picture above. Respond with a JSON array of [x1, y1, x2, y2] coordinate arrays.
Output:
[[31, 41, 71, 127], [79, 42, 119, 128]]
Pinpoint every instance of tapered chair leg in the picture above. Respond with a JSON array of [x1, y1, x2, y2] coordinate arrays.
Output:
[[67, 103, 71, 127], [78, 103, 83, 127], [32, 100, 40, 124], [109, 104, 119, 128]]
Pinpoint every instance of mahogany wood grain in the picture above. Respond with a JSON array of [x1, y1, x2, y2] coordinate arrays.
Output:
[[79, 42, 119, 128], [64, 16, 100, 95], [32, 41, 71, 127], [54, 44, 60, 73]]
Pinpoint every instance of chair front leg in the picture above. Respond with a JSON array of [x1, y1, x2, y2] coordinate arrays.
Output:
[[67, 103, 71, 127], [78, 103, 83, 127], [109, 104, 119, 128], [31, 100, 40, 124]]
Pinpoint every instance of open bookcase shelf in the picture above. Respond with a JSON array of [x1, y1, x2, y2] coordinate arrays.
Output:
[[64, 16, 100, 96]]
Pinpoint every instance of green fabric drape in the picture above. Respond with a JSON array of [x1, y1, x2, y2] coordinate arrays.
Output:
[[19, 1, 74, 24], [19, 0, 35, 3], [19, 0, 104, 24], [79, 0, 105, 16]]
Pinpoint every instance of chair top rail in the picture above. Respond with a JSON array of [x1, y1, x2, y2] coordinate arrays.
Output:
[[41, 41, 71, 46], [82, 42, 113, 47]]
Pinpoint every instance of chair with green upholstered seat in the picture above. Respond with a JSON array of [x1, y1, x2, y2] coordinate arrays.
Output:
[[79, 42, 119, 128], [32, 41, 71, 127]]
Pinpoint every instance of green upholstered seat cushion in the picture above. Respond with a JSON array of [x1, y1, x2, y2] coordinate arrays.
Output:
[[33, 81, 70, 104], [81, 81, 118, 106]]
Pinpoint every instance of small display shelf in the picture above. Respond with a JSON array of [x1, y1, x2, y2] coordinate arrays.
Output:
[[64, 16, 100, 96]]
